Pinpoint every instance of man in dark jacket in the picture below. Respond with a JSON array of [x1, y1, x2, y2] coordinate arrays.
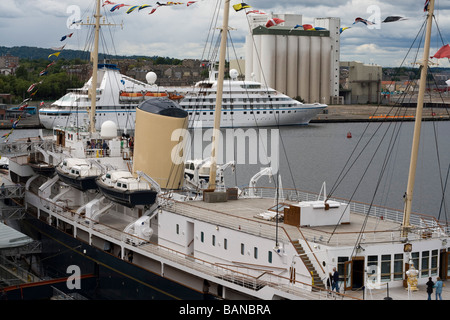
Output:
[[332, 267, 340, 293], [426, 277, 434, 300]]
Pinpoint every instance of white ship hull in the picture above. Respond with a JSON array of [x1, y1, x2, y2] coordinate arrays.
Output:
[[39, 65, 326, 130]]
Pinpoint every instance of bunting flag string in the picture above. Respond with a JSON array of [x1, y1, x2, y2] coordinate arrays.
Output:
[[2, 14, 79, 140], [102, 0, 199, 16]]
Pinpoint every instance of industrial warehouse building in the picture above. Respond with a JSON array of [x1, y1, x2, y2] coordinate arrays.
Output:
[[244, 14, 341, 105]]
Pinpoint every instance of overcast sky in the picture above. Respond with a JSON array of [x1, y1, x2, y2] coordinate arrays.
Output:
[[1, 0, 450, 67]]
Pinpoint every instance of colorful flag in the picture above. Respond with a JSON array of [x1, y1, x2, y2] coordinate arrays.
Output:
[[246, 10, 266, 15], [289, 24, 302, 32], [424, 0, 430, 12], [102, 0, 116, 6], [60, 33, 73, 41], [110, 4, 128, 12], [302, 24, 314, 30], [353, 17, 375, 26], [126, 5, 139, 13], [340, 27, 351, 34], [48, 52, 61, 59], [233, 3, 251, 12], [138, 4, 152, 10], [266, 18, 285, 28], [187, 1, 196, 6], [27, 84, 36, 93], [431, 44, 450, 59]]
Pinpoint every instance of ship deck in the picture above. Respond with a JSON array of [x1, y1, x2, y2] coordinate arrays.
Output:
[[162, 196, 406, 247]]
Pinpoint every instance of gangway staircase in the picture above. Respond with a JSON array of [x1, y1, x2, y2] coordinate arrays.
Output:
[[292, 240, 326, 291]]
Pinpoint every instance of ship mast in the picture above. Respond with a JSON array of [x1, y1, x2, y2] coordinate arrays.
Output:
[[88, 0, 101, 134], [208, 0, 230, 190], [402, 0, 435, 238], [80, 0, 121, 134]]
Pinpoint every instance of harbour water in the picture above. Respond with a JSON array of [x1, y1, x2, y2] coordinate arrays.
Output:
[[2, 119, 450, 222]]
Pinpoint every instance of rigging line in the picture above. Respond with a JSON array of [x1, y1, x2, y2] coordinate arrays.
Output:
[[328, 115, 404, 244], [226, 31, 239, 188], [437, 162, 450, 225], [201, 0, 222, 63], [337, 17, 430, 249], [433, 15, 448, 47], [227, 31, 239, 186], [427, 68, 449, 222], [327, 18, 428, 200], [240, 16, 299, 191]]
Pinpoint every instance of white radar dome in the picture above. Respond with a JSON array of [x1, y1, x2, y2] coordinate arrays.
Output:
[[146, 72, 157, 85], [229, 69, 239, 80], [100, 120, 118, 139]]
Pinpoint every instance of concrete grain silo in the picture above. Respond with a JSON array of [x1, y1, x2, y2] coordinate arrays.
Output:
[[286, 35, 298, 98], [245, 15, 340, 105], [298, 36, 310, 102]]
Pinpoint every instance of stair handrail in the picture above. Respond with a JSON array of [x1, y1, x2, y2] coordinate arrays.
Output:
[[296, 226, 326, 275]]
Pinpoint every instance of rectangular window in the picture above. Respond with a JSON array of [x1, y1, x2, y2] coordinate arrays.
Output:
[[368, 256, 378, 279], [431, 250, 438, 276], [200, 232, 204, 243], [411, 252, 419, 271], [422, 251, 430, 277], [224, 238, 228, 250], [254, 247, 258, 259], [212, 235, 216, 246], [241, 243, 245, 255], [381, 255, 391, 281], [268, 251, 272, 263], [394, 253, 403, 280], [337, 257, 349, 281], [176, 224, 179, 235]]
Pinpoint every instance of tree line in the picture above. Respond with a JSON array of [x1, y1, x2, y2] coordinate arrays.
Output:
[[1, 55, 183, 105]]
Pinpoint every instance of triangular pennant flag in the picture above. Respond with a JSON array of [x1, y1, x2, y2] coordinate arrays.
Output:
[[431, 44, 450, 59], [48, 52, 61, 59], [233, 3, 251, 12]]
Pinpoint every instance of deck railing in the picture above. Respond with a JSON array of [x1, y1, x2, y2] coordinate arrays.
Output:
[[26, 190, 358, 300], [240, 186, 450, 244]]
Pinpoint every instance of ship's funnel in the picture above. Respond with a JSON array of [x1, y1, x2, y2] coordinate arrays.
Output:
[[133, 98, 188, 190]]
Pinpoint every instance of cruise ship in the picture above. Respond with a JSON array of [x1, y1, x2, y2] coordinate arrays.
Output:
[[38, 66, 327, 130]]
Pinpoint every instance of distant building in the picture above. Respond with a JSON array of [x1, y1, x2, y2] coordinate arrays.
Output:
[[0, 54, 19, 75], [244, 14, 340, 105], [340, 61, 382, 104]]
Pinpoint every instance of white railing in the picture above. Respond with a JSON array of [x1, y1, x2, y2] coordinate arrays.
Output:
[[242, 187, 450, 244]]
